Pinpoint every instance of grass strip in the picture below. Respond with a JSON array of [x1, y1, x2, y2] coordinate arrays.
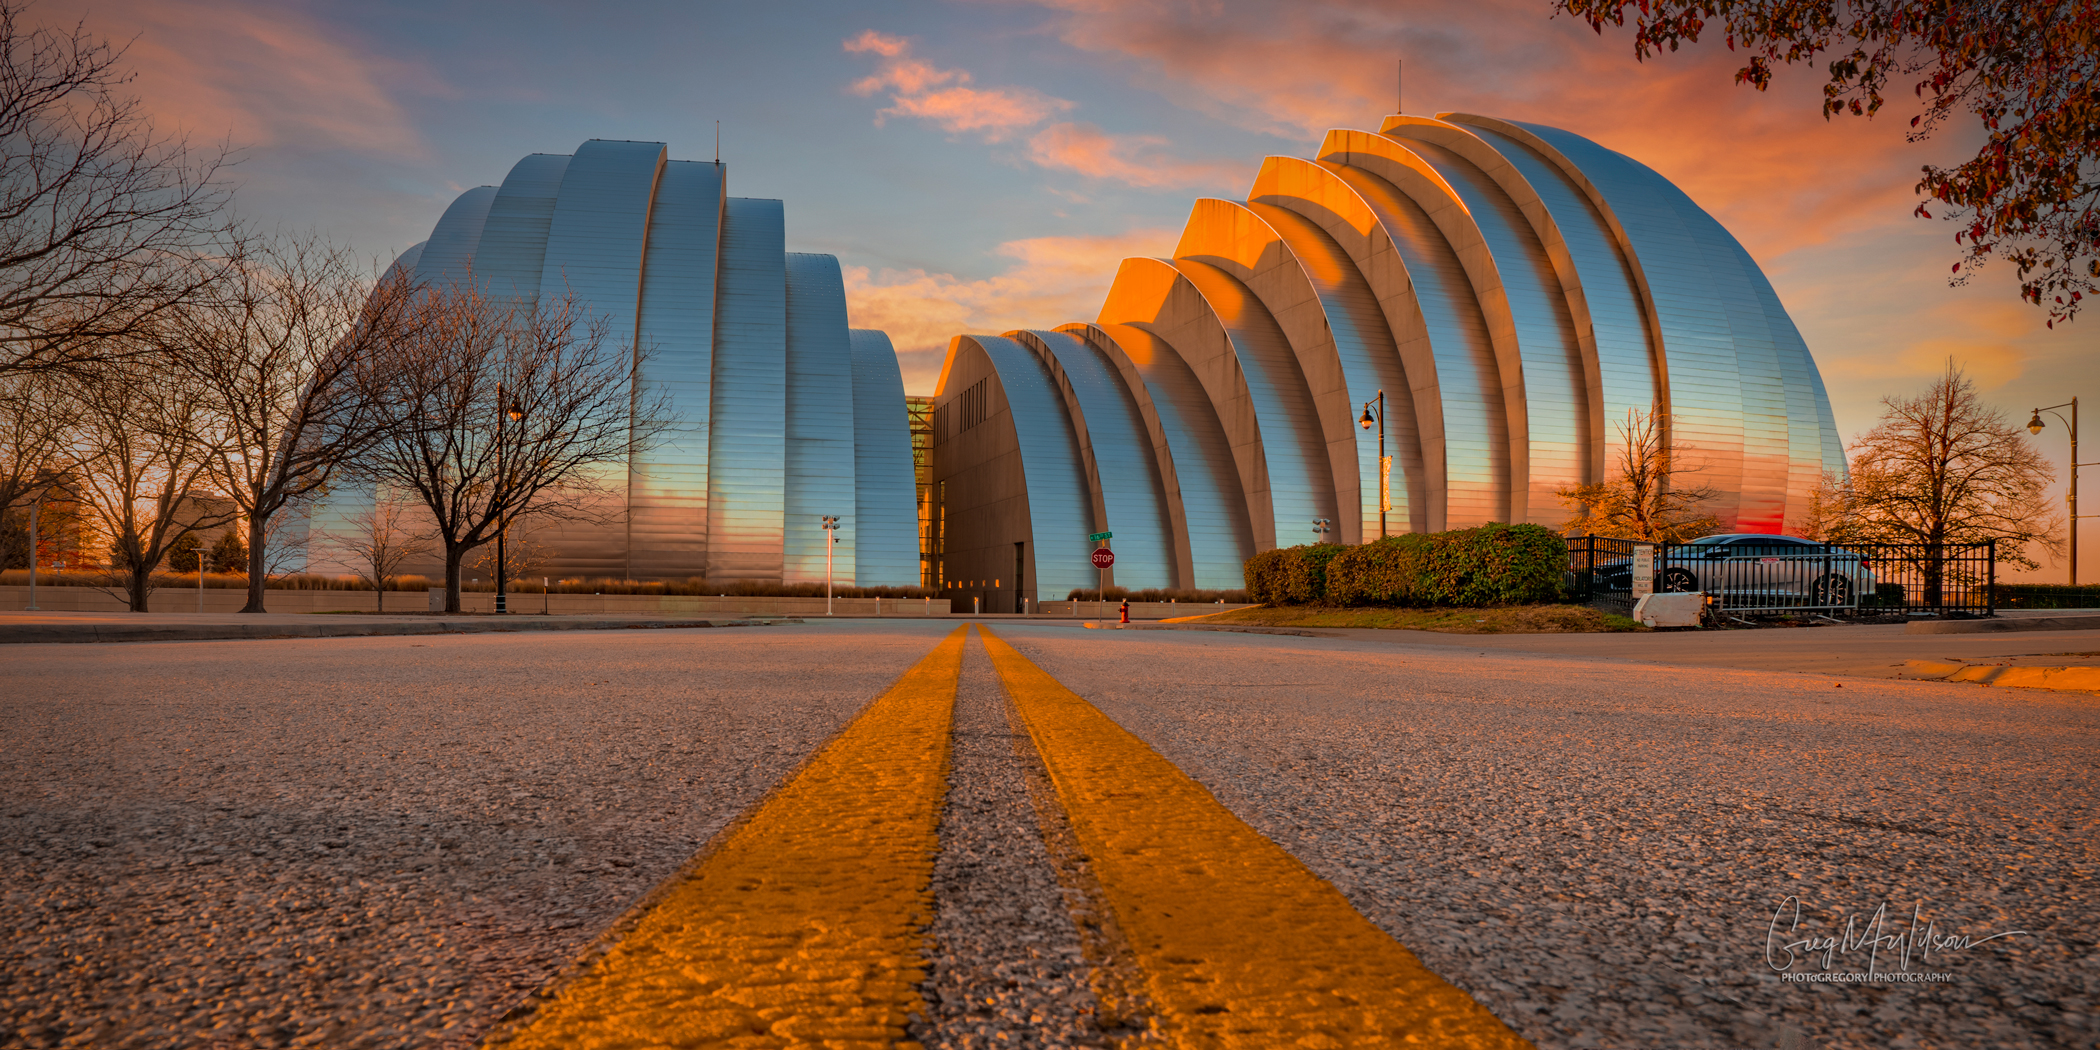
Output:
[[491, 625, 967, 1050], [980, 625, 1533, 1049], [1163, 603, 1645, 633]]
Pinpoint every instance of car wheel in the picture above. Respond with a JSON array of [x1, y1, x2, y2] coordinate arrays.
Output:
[[1811, 573, 1853, 606], [1661, 567, 1698, 592]]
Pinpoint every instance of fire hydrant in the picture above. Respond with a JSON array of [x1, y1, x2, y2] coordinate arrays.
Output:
[[1119, 599, 1130, 624]]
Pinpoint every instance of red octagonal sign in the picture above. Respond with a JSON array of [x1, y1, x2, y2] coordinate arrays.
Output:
[[1090, 547, 1116, 568]]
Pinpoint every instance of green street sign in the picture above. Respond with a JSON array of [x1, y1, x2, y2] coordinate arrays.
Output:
[[1088, 531, 1113, 541]]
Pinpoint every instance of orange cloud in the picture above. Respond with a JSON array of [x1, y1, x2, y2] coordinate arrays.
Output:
[[1004, 0, 1946, 260], [843, 229, 1178, 392], [883, 86, 1075, 142], [1027, 123, 1251, 190], [40, 0, 422, 157], [845, 28, 1245, 184], [844, 30, 1072, 142]]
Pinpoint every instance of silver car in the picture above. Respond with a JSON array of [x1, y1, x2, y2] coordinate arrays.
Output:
[[1657, 534, 1877, 608]]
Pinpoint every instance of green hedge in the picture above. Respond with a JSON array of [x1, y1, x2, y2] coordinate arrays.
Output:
[[1246, 524, 1567, 607]]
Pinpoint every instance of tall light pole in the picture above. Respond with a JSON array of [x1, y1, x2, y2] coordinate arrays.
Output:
[[2029, 397, 2093, 585], [495, 385, 524, 614], [822, 515, 840, 615], [1312, 518, 1332, 543], [25, 488, 41, 611], [1358, 390, 1388, 539]]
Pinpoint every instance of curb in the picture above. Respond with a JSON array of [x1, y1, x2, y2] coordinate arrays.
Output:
[[0, 618, 800, 645], [1901, 659, 2100, 693], [1083, 622, 1321, 638], [1906, 614, 2100, 635]]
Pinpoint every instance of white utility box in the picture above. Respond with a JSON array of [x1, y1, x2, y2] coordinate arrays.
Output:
[[1633, 591, 1706, 628], [429, 586, 446, 613]]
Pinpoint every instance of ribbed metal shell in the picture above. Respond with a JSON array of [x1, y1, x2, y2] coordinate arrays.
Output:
[[1015, 329, 1174, 590], [629, 160, 724, 580], [310, 143, 917, 585], [848, 329, 921, 587], [707, 197, 788, 582], [783, 252, 857, 584], [411, 185, 496, 286], [932, 113, 1844, 591]]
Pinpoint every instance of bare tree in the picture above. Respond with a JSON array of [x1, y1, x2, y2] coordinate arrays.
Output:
[[0, 370, 75, 517], [65, 355, 230, 610], [0, 0, 237, 377], [332, 490, 433, 613], [173, 236, 418, 612], [1557, 406, 1721, 542], [353, 278, 664, 613], [469, 512, 554, 590], [1814, 363, 2061, 566]]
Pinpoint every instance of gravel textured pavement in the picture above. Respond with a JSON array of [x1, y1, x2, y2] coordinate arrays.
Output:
[[0, 624, 951, 1050], [908, 639, 1124, 1050], [994, 624, 2096, 1050], [6, 618, 2091, 1049]]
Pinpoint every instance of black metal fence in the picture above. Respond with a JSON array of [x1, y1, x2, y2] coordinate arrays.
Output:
[[1565, 536, 1997, 618]]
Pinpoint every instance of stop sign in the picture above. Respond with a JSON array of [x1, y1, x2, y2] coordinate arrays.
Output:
[[1090, 547, 1115, 568]]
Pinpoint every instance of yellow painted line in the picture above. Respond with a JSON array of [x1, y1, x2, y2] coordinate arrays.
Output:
[[979, 625, 1532, 1049], [494, 625, 967, 1050]]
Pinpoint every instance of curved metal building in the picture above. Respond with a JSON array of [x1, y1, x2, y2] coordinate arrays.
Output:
[[311, 139, 920, 585], [932, 113, 1844, 608]]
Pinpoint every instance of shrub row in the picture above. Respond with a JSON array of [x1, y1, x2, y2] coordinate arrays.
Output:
[[1245, 524, 1568, 607]]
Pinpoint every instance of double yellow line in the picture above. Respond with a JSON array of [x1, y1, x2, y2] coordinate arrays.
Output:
[[489, 625, 1529, 1049]]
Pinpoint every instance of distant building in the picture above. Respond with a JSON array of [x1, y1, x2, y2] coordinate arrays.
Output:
[[931, 113, 1846, 611], [309, 140, 919, 585]]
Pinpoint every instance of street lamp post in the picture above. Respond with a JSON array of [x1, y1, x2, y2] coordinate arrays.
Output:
[[821, 515, 841, 615], [1312, 518, 1332, 543], [25, 490, 40, 611], [495, 385, 524, 614], [2028, 398, 2096, 586], [1358, 390, 1388, 539]]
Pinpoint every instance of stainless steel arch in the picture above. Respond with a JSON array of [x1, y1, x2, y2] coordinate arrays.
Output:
[[1466, 120, 1757, 528], [1067, 320, 1253, 590], [949, 334, 1096, 601], [1175, 196, 1420, 543], [707, 198, 788, 581], [1311, 144, 1510, 528], [1013, 328, 1175, 590], [1376, 121, 1591, 522], [848, 329, 921, 587], [629, 159, 725, 580], [784, 253, 858, 585], [536, 139, 666, 577], [1437, 118, 1664, 484], [475, 154, 571, 303], [1098, 256, 1335, 551], [1321, 130, 1535, 525], [1249, 156, 1438, 533], [411, 185, 496, 287]]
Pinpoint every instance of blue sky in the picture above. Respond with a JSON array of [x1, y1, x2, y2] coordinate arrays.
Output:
[[48, 0, 2098, 573]]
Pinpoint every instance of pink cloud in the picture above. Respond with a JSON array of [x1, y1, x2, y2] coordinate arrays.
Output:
[[843, 229, 1178, 392], [845, 31, 1073, 142], [1027, 122, 1249, 190], [882, 86, 1074, 142], [40, 0, 423, 158]]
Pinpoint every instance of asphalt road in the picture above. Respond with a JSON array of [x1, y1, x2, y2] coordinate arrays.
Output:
[[2, 621, 2091, 1049]]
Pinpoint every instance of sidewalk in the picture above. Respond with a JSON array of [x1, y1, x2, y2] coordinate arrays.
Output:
[[0, 610, 797, 645]]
